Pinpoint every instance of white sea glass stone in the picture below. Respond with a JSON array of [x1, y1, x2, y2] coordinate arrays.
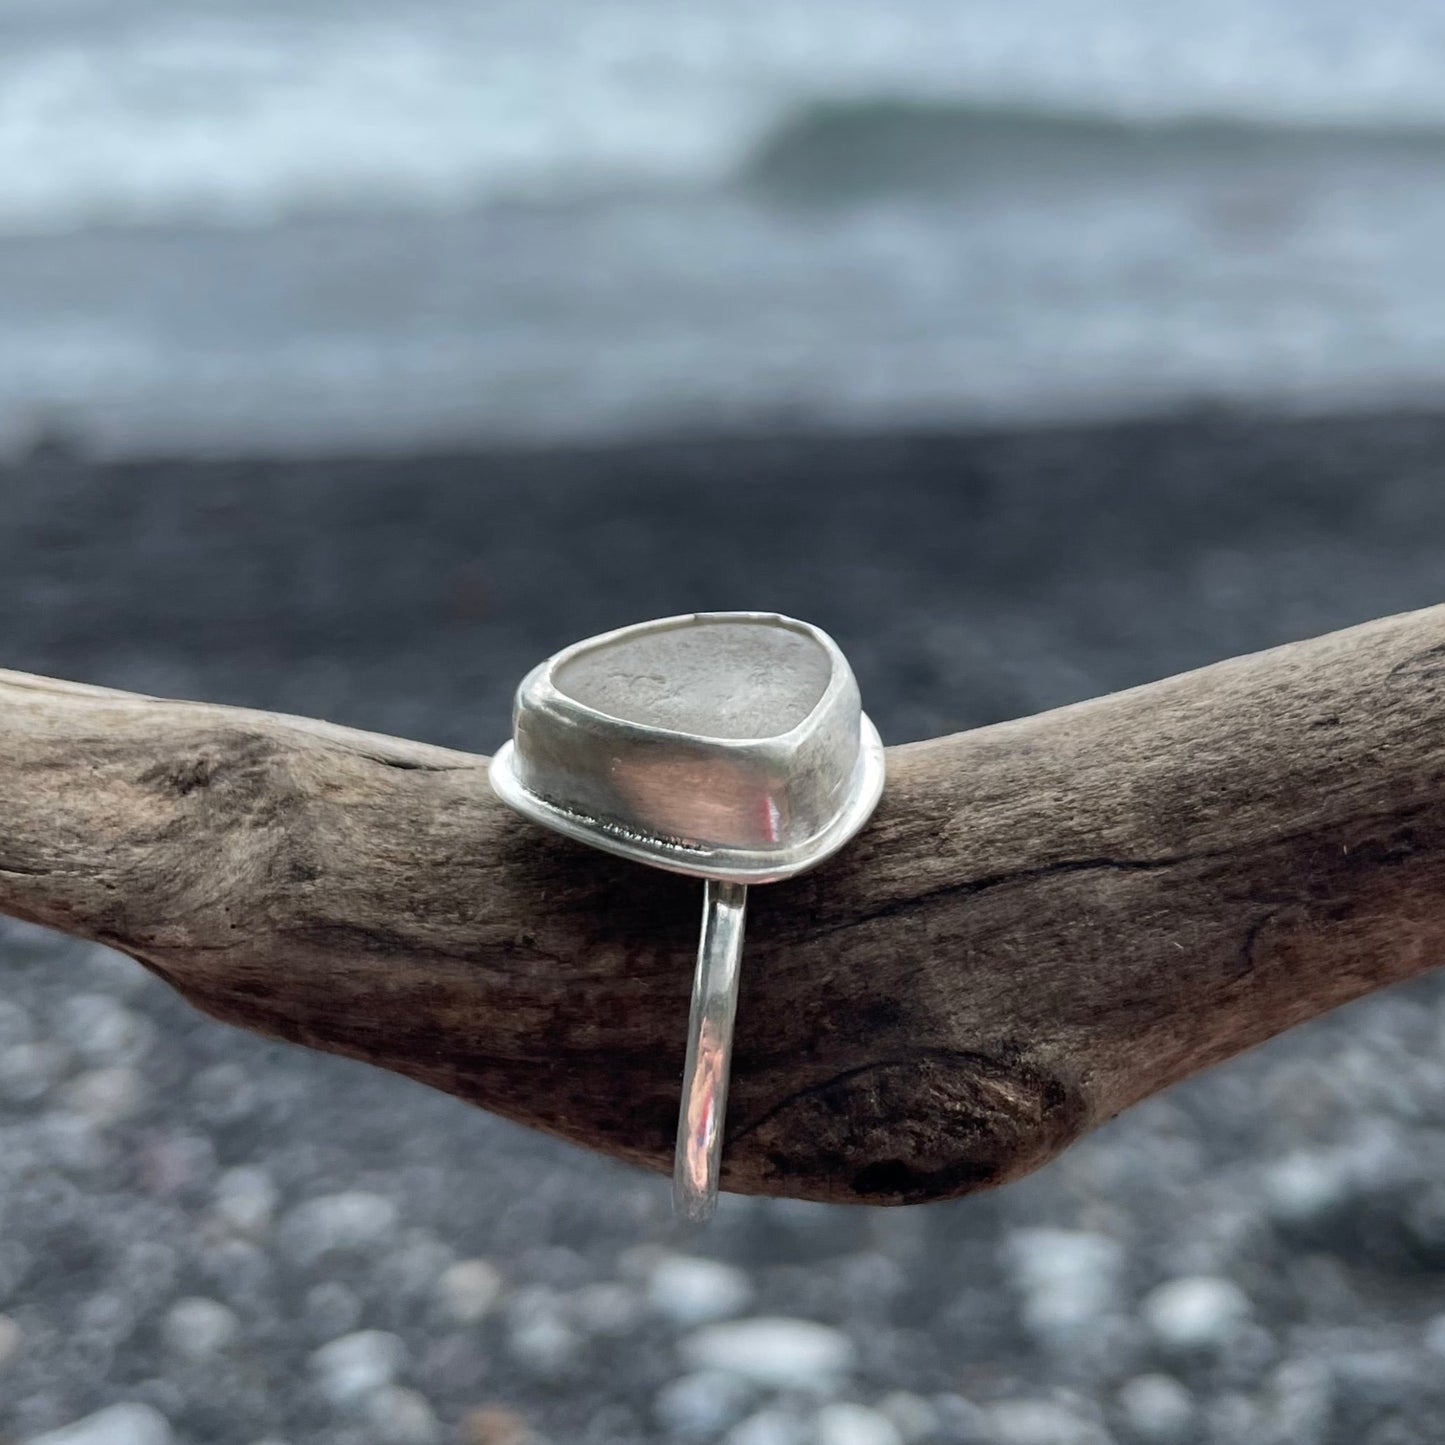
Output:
[[489, 612, 884, 883]]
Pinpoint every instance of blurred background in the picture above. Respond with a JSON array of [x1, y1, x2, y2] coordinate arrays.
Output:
[[6, 2, 1445, 1443]]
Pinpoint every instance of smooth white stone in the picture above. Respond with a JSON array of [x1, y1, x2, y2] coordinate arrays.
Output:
[[161, 1296, 241, 1359], [60, 1066, 146, 1126], [654, 1370, 755, 1439], [876, 1393, 938, 1444], [721, 1408, 810, 1445], [570, 1281, 643, 1336], [814, 1402, 904, 1445], [646, 1254, 754, 1325], [280, 1191, 398, 1264], [212, 1166, 280, 1237], [0, 1041, 70, 1102], [1117, 1375, 1195, 1443], [1142, 1276, 1251, 1351], [25, 1404, 174, 1445], [436, 1258, 504, 1324], [680, 1317, 854, 1389], [54, 995, 153, 1065], [364, 1386, 442, 1445], [1005, 1228, 1125, 1338], [989, 1401, 1113, 1445], [310, 1330, 407, 1405], [0, 1312, 22, 1366]]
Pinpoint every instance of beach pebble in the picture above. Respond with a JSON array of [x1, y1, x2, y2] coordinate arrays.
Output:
[[303, 1281, 363, 1340], [1005, 1229, 1125, 1338], [0, 1312, 22, 1366], [280, 1191, 398, 1265], [989, 1401, 1112, 1445], [0, 1041, 70, 1102], [680, 1317, 854, 1389], [0, 1000, 34, 1048], [381, 1234, 454, 1296], [506, 1289, 579, 1376], [722, 1408, 808, 1445], [655, 1370, 755, 1438], [54, 995, 153, 1065], [930, 1393, 992, 1441], [646, 1253, 754, 1325], [1263, 1358, 1331, 1441], [571, 1281, 643, 1336], [60, 1066, 146, 1126], [1116, 1375, 1194, 1442], [436, 1259, 504, 1324], [814, 1402, 904, 1445], [24, 1403, 174, 1445], [1262, 1149, 1352, 1226], [1142, 1276, 1251, 1351], [461, 1406, 536, 1445], [161, 1297, 241, 1360], [364, 1386, 442, 1444], [310, 1330, 407, 1405], [1423, 1313, 1445, 1355], [876, 1393, 937, 1443], [213, 1166, 280, 1237]]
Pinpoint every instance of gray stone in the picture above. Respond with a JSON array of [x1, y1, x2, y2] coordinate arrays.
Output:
[[310, 1330, 408, 1405], [0, 1041, 70, 1102], [989, 1401, 1113, 1445], [435, 1258, 504, 1324], [363, 1386, 441, 1445], [570, 1281, 643, 1336], [1142, 1276, 1251, 1351], [53, 995, 153, 1065], [280, 1191, 399, 1265], [212, 1166, 280, 1238], [0, 1000, 35, 1048], [814, 1402, 905, 1445], [0, 1311, 22, 1366], [646, 1253, 754, 1325], [680, 1317, 854, 1389], [303, 1282, 363, 1341], [24, 1404, 174, 1445], [1116, 1375, 1194, 1443], [59, 1066, 146, 1126], [654, 1370, 755, 1439], [1005, 1229, 1125, 1340], [1262, 1149, 1352, 1226], [506, 1288, 579, 1377], [876, 1392, 938, 1444], [161, 1297, 241, 1360], [722, 1408, 809, 1445]]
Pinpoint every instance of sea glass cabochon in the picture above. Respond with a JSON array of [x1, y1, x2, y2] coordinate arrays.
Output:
[[490, 612, 885, 883]]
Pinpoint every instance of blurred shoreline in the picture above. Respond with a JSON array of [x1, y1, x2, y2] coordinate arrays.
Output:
[[7, 399, 1445, 753]]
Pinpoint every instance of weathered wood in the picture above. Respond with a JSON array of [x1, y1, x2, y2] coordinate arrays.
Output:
[[2, 605, 1444, 1205]]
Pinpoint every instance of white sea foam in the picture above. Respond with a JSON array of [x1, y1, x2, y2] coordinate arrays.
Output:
[[7, 0, 1445, 452], [6, 0, 1445, 234]]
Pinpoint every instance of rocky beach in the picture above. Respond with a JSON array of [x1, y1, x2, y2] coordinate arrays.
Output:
[[3, 410, 1445, 1442]]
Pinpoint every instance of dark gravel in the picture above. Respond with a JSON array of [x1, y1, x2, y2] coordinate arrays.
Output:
[[3, 409, 1445, 1444]]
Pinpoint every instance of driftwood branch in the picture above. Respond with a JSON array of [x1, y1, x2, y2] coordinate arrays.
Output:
[[3, 605, 1445, 1205]]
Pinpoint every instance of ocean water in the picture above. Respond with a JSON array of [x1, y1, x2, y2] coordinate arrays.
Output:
[[6, 0, 1445, 455]]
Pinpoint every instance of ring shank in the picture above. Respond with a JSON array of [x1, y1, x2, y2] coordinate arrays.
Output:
[[673, 879, 748, 1223]]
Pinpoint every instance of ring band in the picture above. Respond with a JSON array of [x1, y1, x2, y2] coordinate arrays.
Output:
[[490, 612, 884, 1221], [675, 880, 748, 1222]]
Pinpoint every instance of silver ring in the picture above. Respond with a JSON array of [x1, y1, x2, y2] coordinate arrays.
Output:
[[490, 612, 884, 1222]]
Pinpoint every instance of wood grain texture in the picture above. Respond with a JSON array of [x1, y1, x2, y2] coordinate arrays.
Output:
[[2, 604, 1445, 1204]]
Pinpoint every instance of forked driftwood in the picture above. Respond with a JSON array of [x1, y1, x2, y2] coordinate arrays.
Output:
[[2, 605, 1444, 1205]]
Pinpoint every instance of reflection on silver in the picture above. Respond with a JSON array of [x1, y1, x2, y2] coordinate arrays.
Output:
[[676, 879, 747, 1223], [490, 612, 884, 1222]]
